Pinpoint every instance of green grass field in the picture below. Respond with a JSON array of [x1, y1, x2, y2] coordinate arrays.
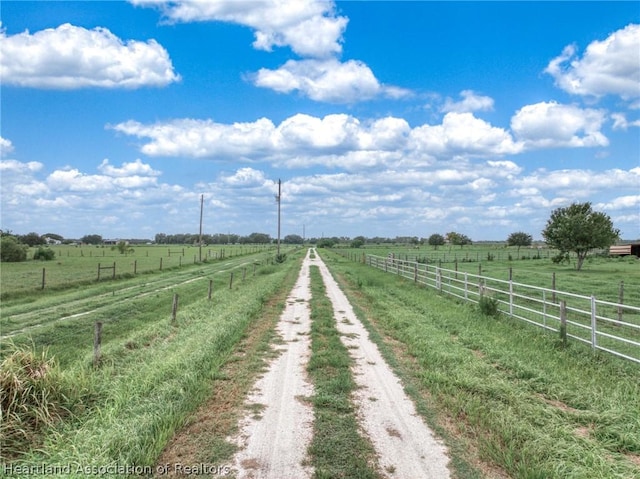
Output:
[[0, 244, 276, 299], [339, 243, 640, 305], [0, 247, 304, 470], [1, 244, 638, 478]]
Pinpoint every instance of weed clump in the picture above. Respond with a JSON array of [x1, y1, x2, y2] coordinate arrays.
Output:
[[0, 344, 87, 458], [478, 295, 500, 317]]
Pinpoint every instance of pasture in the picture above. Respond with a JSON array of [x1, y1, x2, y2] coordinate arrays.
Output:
[[1, 243, 638, 478], [342, 243, 640, 305], [320, 249, 640, 478], [0, 245, 305, 468], [0, 244, 274, 299]]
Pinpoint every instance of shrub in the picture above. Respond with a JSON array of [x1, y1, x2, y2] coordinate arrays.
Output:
[[0, 236, 28, 262], [274, 252, 287, 263], [478, 295, 500, 317], [33, 247, 56, 261]]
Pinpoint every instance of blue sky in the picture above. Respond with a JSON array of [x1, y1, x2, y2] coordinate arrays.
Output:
[[1, 1, 639, 241]]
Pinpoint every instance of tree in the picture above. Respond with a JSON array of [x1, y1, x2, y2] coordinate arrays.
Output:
[[20, 232, 45, 247], [447, 232, 472, 248], [113, 240, 134, 255], [284, 234, 304, 244], [81, 234, 103, 245], [0, 235, 28, 262], [351, 236, 366, 248], [507, 231, 532, 255], [428, 233, 445, 249], [542, 202, 619, 271]]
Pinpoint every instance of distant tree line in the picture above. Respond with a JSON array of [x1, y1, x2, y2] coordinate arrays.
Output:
[[0, 203, 626, 270]]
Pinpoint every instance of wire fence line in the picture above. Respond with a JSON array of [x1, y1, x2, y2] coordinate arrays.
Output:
[[365, 254, 640, 365]]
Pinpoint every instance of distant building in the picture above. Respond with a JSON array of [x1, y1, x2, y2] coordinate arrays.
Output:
[[103, 239, 128, 245], [609, 244, 640, 257]]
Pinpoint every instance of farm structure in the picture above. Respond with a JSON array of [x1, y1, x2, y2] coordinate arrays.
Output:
[[610, 243, 640, 257]]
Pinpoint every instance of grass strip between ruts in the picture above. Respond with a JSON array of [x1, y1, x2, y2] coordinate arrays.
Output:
[[306, 264, 380, 479]]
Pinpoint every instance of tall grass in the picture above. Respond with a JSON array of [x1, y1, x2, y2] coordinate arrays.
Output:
[[320, 250, 640, 479], [0, 344, 94, 459]]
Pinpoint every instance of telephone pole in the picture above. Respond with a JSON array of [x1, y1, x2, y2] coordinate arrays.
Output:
[[275, 179, 281, 255], [198, 194, 204, 262]]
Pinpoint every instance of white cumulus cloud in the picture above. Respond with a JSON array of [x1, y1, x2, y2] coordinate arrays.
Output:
[[130, 0, 347, 58], [545, 23, 640, 102], [0, 23, 180, 89], [441, 90, 495, 113], [511, 101, 608, 148], [254, 58, 411, 103]]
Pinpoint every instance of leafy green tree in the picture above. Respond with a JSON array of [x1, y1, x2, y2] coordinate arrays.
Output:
[[351, 236, 366, 248], [542, 202, 619, 271], [428, 233, 445, 249], [0, 236, 28, 262], [284, 234, 304, 244], [507, 231, 533, 255], [317, 238, 336, 248], [113, 240, 134, 255], [19, 232, 45, 247], [447, 232, 472, 248], [81, 234, 103, 245]]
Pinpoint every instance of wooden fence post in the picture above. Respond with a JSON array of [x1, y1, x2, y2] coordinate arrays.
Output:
[[171, 294, 179, 323], [134, 260, 137, 275], [160, 257, 163, 271], [552, 272, 556, 303], [97, 263, 101, 281], [93, 322, 103, 368], [208, 280, 213, 301], [229, 272, 234, 289], [559, 300, 567, 347], [242, 267, 246, 281], [41, 268, 46, 290], [112, 262, 116, 279]]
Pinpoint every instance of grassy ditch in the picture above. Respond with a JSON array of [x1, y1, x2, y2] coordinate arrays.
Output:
[[0, 250, 304, 476], [306, 265, 380, 479], [319, 250, 640, 479]]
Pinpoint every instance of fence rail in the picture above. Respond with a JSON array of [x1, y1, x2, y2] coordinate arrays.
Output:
[[366, 254, 640, 364]]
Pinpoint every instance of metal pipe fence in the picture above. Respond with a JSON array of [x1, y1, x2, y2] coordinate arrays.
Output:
[[366, 254, 640, 364]]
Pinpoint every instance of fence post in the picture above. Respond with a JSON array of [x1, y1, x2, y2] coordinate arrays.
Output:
[[591, 295, 597, 350], [552, 272, 556, 303], [112, 262, 116, 279], [414, 263, 418, 283], [134, 260, 137, 275], [208, 280, 213, 300], [160, 257, 163, 271], [542, 290, 547, 330], [93, 321, 103, 368], [617, 281, 624, 325], [97, 263, 101, 281], [229, 272, 234, 289], [464, 272, 468, 300], [559, 300, 567, 347], [243, 267, 247, 281], [42, 267, 46, 290], [171, 294, 179, 323], [509, 279, 513, 316]]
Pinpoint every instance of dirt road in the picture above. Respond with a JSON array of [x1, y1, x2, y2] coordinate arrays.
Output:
[[230, 249, 451, 478]]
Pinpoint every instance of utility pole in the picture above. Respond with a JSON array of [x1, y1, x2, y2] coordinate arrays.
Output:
[[275, 179, 281, 255], [198, 194, 204, 262]]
